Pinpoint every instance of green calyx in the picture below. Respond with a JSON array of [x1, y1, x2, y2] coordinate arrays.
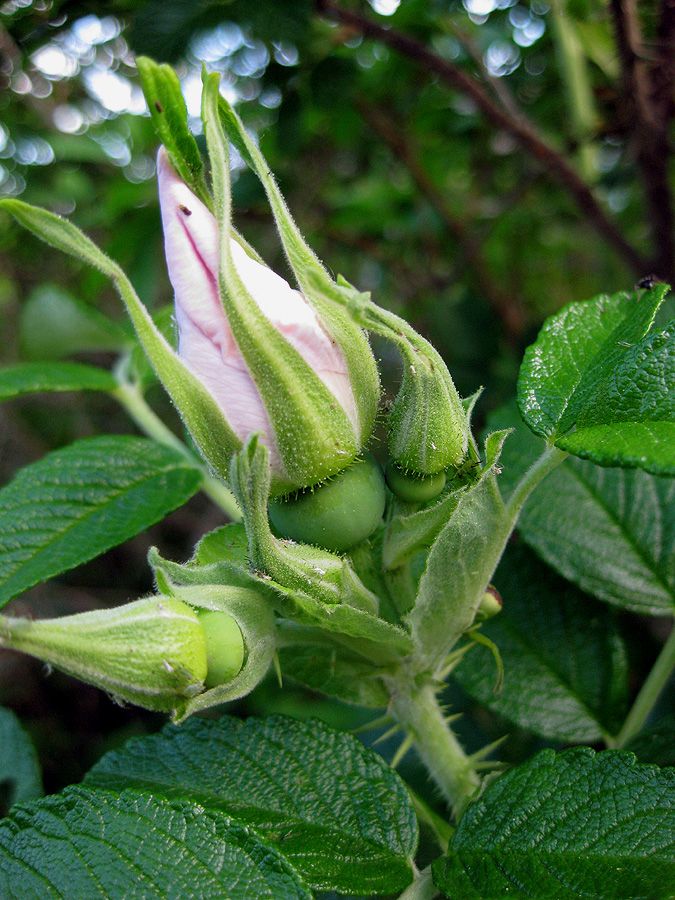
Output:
[[386, 327, 468, 475], [269, 453, 387, 553], [0, 597, 208, 716]]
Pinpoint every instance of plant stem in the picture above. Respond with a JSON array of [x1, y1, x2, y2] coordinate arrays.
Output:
[[612, 621, 675, 748], [388, 678, 480, 814], [505, 444, 568, 525], [112, 380, 240, 520], [396, 865, 438, 900]]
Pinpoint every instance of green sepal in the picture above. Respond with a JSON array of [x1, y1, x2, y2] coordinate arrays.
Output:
[[0, 597, 207, 716], [136, 56, 211, 209], [0, 198, 241, 481], [406, 432, 511, 674], [214, 86, 380, 449], [202, 73, 364, 493]]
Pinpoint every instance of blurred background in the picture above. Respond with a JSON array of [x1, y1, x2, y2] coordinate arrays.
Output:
[[0, 0, 672, 808]]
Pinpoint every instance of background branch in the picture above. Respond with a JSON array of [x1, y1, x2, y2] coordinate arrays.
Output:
[[316, 0, 650, 276], [609, 0, 674, 280], [358, 100, 527, 343]]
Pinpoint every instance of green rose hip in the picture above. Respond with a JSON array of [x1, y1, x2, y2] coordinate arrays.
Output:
[[385, 459, 447, 503], [197, 610, 246, 689], [268, 453, 386, 552]]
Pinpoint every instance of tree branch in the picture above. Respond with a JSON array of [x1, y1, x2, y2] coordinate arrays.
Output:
[[358, 100, 527, 342], [609, 0, 674, 280], [316, 0, 649, 276]]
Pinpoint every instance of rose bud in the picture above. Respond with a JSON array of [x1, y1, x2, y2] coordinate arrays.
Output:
[[157, 147, 379, 495]]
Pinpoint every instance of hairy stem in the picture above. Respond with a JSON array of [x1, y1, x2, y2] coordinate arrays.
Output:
[[388, 677, 480, 815], [505, 444, 568, 524], [113, 378, 240, 520], [612, 622, 675, 748]]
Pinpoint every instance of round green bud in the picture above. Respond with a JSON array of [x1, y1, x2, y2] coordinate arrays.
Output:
[[197, 610, 246, 689], [268, 453, 386, 552], [475, 585, 503, 622], [385, 459, 446, 503]]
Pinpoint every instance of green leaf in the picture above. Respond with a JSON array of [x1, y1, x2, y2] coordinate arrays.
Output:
[[86, 715, 417, 894], [487, 402, 675, 615], [558, 421, 675, 476], [0, 786, 312, 900], [625, 715, 675, 767], [136, 56, 211, 208], [518, 458, 675, 615], [194, 523, 251, 567], [575, 319, 675, 428], [0, 708, 42, 814], [518, 286, 675, 476], [433, 748, 675, 899], [382, 485, 466, 570], [19, 285, 130, 360], [0, 362, 117, 400], [453, 543, 628, 742], [518, 287, 667, 440], [0, 436, 202, 608]]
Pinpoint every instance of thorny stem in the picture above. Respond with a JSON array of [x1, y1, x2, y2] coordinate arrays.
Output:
[[396, 865, 439, 900], [612, 622, 675, 749], [388, 677, 480, 816], [112, 378, 241, 521]]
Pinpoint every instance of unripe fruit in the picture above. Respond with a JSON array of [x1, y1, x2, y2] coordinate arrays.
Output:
[[268, 453, 386, 552], [197, 610, 245, 689], [385, 459, 446, 503]]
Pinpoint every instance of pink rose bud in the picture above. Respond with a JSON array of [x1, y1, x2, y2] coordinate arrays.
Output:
[[157, 149, 376, 492]]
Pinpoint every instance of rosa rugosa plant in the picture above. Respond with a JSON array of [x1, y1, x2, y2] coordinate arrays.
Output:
[[1, 51, 674, 900]]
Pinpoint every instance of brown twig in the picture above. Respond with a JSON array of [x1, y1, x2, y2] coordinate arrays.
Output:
[[315, 0, 649, 276], [610, 0, 675, 282], [358, 100, 527, 342]]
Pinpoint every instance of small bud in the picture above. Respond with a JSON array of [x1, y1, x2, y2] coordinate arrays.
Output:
[[387, 330, 468, 476], [268, 453, 386, 552], [475, 585, 503, 622], [0, 597, 207, 715], [316, 275, 468, 477]]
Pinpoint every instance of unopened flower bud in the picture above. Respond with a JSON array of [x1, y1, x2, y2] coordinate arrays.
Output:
[[158, 144, 378, 494], [387, 329, 468, 476], [475, 585, 503, 622], [0, 597, 207, 715]]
